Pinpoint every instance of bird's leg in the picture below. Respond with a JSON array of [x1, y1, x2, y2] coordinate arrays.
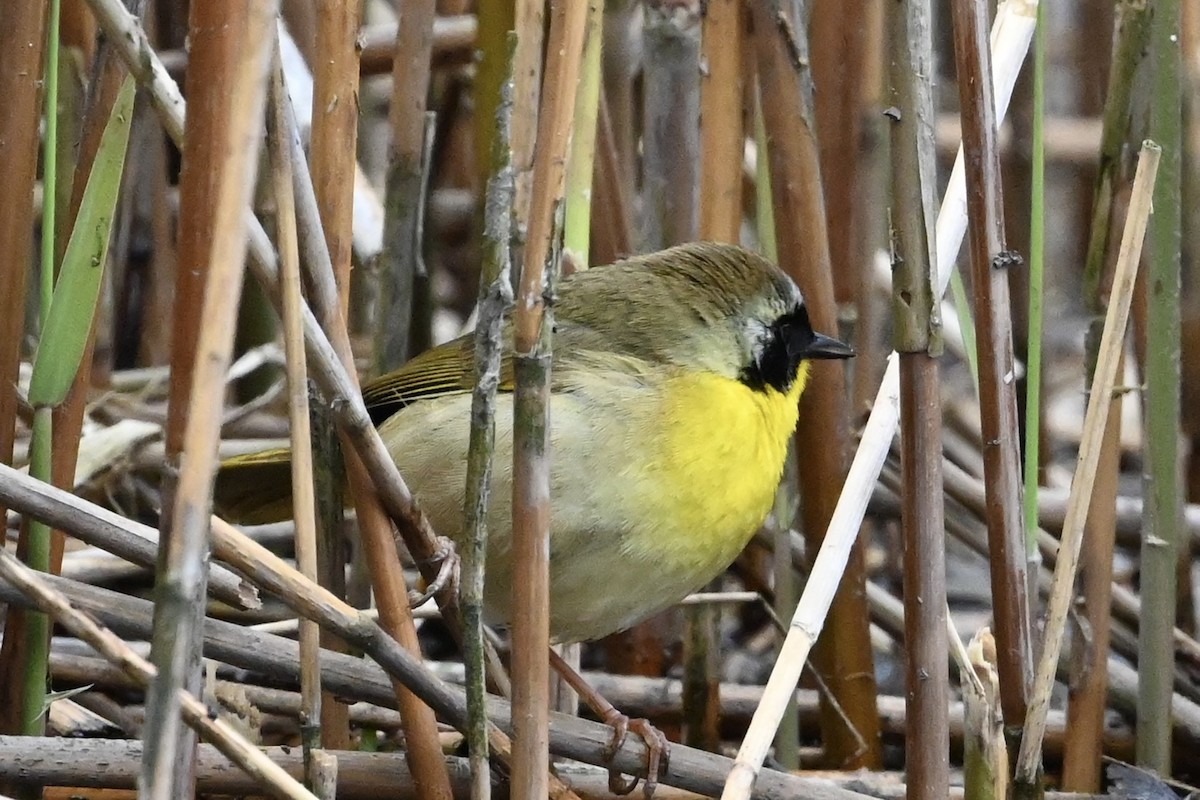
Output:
[[548, 648, 671, 799], [407, 535, 460, 607]]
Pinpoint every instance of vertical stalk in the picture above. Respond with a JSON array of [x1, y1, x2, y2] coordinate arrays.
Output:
[[142, 4, 276, 798], [309, 0, 362, 750], [947, 0, 1034, 731], [1137, 0, 1182, 773], [378, 0, 435, 368], [267, 59, 325, 791], [1022, 0, 1046, 547], [699, 0, 744, 244], [750, 0, 881, 768], [811, 0, 869, 304], [463, 38, 516, 800], [888, 0, 948, 798], [642, 0, 700, 250], [510, 3, 586, 797]]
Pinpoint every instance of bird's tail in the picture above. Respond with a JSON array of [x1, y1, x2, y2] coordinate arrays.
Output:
[[213, 447, 296, 524]]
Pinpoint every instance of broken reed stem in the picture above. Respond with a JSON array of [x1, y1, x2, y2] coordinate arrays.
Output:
[[1061, 350, 1124, 791], [1014, 140, 1161, 785], [266, 58, 323, 775], [722, 6, 1037, 797], [1136, 0, 1182, 773], [510, 3, 587, 797], [463, 36, 516, 800], [749, 0, 880, 769], [888, 0, 949, 796], [0, 548, 317, 800], [947, 0, 1033, 728], [963, 631, 1008, 800], [141, 5, 276, 798]]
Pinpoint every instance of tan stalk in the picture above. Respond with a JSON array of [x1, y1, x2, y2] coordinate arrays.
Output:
[[699, 0, 744, 244], [511, 0, 547, 242]]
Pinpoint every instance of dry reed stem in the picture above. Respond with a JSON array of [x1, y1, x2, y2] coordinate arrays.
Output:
[[948, 0, 1034, 727], [721, 6, 1037, 797], [266, 59, 323, 769], [0, 462, 254, 609], [511, 2, 588, 796], [698, 0, 744, 244], [1014, 140, 1161, 783], [141, 5, 275, 797], [357, 16, 478, 76], [962, 631, 1008, 800], [0, 548, 317, 800]]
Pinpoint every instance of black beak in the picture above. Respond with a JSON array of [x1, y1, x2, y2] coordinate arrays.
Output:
[[801, 332, 855, 360]]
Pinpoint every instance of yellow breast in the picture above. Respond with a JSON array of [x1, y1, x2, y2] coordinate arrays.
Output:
[[623, 364, 809, 571]]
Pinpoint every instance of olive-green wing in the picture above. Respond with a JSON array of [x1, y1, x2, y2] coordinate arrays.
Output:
[[361, 333, 515, 427]]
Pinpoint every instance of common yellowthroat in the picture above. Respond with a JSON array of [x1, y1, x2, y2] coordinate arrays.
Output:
[[217, 241, 853, 643]]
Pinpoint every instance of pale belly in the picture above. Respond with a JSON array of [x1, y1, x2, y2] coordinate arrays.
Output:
[[379, 368, 802, 643]]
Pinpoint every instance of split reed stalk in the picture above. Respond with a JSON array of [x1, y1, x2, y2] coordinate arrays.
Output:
[[141, 5, 276, 798], [511, 0, 546, 244], [266, 60, 324, 785], [510, 3, 587, 796], [948, 0, 1033, 729], [887, 0, 949, 796], [1014, 140, 1161, 787]]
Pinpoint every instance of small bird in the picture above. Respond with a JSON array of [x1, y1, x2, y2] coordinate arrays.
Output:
[[217, 241, 852, 790]]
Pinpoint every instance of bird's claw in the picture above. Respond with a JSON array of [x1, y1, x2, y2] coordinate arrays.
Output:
[[601, 710, 671, 799], [408, 536, 460, 607]]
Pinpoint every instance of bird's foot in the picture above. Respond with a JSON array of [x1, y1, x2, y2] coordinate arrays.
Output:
[[408, 536, 460, 607], [601, 709, 671, 799]]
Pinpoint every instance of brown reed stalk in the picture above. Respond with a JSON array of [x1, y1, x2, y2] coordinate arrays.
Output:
[[642, 0, 700, 250], [699, 0, 745, 244], [377, 0, 435, 368], [510, 2, 588, 796], [0, 0, 48, 741], [140, 4, 276, 798], [309, 0, 360, 315], [887, 0, 949, 797], [947, 0, 1034, 730], [811, 0, 870, 305], [749, 0, 881, 767]]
